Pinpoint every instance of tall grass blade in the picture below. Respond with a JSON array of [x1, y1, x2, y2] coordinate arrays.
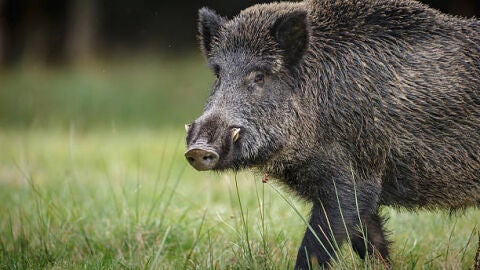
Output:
[[234, 173, 254, 264]]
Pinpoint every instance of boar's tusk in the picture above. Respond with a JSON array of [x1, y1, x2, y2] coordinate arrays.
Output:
[[185, 124, 191, 133], [232, 128, 241, 142]]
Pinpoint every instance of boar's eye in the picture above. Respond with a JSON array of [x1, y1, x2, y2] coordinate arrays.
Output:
[[254, 73, 265, 84], [246, 70, 267, 88], [253, 73, 265, 83]]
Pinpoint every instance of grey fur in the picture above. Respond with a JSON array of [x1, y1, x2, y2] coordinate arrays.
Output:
[[187, 0, 480, 268]]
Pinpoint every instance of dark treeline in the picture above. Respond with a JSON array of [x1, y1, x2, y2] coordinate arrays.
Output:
[[0, 0, 479, 67]]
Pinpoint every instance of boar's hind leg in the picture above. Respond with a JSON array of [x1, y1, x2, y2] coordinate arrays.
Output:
[[475, 233, 480, 270], [294, 180, 381, 270], [351, 212, 390, 263]]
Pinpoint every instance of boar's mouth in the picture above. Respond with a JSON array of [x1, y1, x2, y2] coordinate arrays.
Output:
[[185, 125, 245, 171]]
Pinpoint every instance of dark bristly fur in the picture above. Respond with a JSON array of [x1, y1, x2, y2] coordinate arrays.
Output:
[[476, 234, 480, 270], [187, 0, 480, 268]]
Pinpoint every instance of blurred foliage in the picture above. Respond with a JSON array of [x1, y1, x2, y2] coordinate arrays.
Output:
[[0, 0, 479, 129], [0, 54, 214, 129], [0, 0, 478, 67]]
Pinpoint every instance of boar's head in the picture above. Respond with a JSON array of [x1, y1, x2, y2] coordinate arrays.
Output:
[[186, 5, 311, 172]]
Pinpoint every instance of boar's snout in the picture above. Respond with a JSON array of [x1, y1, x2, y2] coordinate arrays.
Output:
[[185, 147, 219, 171], [185, 115, 244, 171]]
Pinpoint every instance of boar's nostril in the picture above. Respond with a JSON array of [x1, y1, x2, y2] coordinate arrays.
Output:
[[203, 154, 214, 161], [185, 148, 219, 171]]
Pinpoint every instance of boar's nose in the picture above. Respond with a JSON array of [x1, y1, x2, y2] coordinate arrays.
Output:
[[185, 148, 219, 171]]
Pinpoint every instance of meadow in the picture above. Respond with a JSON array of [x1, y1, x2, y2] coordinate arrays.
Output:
[[0, 55, 479, 269]]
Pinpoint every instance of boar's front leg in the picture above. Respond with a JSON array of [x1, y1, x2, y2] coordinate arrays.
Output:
[[350, 212, 390, 263], [294, 177, 381, 270]]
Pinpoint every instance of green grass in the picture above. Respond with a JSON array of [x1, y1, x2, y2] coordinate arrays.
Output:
[[0, 54, 213, 129], [0, 57, 479, 269], [0, 128, 478, 269]]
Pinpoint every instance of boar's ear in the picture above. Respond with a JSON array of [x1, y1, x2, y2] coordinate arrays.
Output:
[[198, 7, 226, 56], [271, 11, 309, 67]]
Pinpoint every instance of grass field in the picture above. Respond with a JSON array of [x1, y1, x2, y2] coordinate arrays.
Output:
[[0, 56, 479, 269]]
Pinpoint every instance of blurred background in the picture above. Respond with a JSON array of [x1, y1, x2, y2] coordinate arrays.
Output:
[[0, 0, 479, 129]]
